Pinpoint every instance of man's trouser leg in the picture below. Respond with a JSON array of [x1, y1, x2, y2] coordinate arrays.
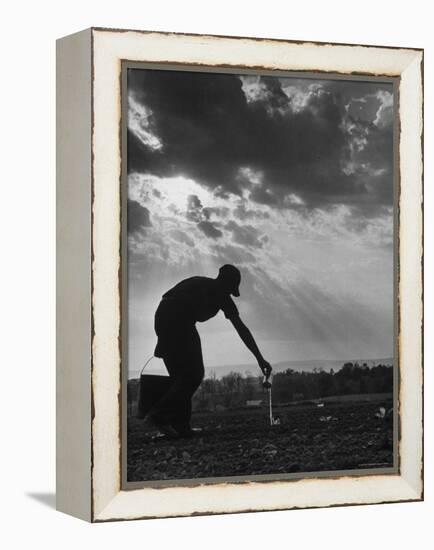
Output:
[[150, 328, 204, 428]]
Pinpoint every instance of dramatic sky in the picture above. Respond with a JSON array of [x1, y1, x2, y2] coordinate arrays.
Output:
[[126, 68, 394, 377]]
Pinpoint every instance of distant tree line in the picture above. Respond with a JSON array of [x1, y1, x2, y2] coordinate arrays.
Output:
[[128, 362, 393, 413], [192, 362, 393, 410], [271, 362, 393, 403]]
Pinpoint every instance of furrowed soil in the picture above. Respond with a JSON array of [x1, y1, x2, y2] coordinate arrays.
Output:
[[127, 399, 394, 482]]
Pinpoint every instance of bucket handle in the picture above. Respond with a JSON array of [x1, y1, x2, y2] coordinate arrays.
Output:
[[140, 355, 155, 376]]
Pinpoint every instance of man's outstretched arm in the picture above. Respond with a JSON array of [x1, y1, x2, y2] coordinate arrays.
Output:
[[229, 315, 272, 375]]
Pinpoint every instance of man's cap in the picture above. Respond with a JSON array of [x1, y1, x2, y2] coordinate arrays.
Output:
[[218, 264, 241, 297]]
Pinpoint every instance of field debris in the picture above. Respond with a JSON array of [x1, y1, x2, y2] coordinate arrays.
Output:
[[375, 406, 393, 421]]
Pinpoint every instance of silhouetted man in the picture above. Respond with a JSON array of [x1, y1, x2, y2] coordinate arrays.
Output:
[[149, 264, 272, 437]]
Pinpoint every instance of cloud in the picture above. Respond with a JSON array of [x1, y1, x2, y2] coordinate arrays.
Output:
[[127, 171, 393, 280], [226, 220, 264, 248], [202, 206, 230, 220], [125, 72, 394, 369], [127, 199, 152, 234], [126, 174, 394, 370], [242, 76, 326, 117], [186, 194, 203, 222], [127, 69, 394, 221], [128, 95, 163, 151], [170, 229, 195, 247], [212, 243, 257, 265], [233, 199, 270, 221], [280, 81, 324, 114], [374, 90, 394, 128], [185, 194, 224, 238], [239, 76, 271, 104], [197, 220, 223, 239]]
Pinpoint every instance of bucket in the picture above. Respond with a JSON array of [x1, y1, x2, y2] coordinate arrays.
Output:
[[136, 357, 172, 419]]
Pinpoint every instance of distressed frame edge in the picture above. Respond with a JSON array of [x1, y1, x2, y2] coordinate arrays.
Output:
[[94, 475, 421, 523], [396, 51, 424, 500], [90, 29, 423, 522], [90, 25, 424, 54]]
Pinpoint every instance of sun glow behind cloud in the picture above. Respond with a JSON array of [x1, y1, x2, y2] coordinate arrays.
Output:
[[126, 70, 394, 377], [128, 171, 393, 375]]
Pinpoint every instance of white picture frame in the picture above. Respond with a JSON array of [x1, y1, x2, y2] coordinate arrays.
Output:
[[56, 27, 423, 522]]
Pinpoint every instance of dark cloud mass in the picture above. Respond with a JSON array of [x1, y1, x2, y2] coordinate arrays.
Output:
[[233, 201, 270, 221], [169, 229, 195, 247], [197, 220, 223, 239], [127, 69, 394, 216], [127, 199, 152, 234], [185, 193, 223, 238], [186, 194, 203, 222]]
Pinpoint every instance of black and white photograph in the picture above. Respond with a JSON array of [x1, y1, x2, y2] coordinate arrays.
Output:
[[124, 66, 396, 484]]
